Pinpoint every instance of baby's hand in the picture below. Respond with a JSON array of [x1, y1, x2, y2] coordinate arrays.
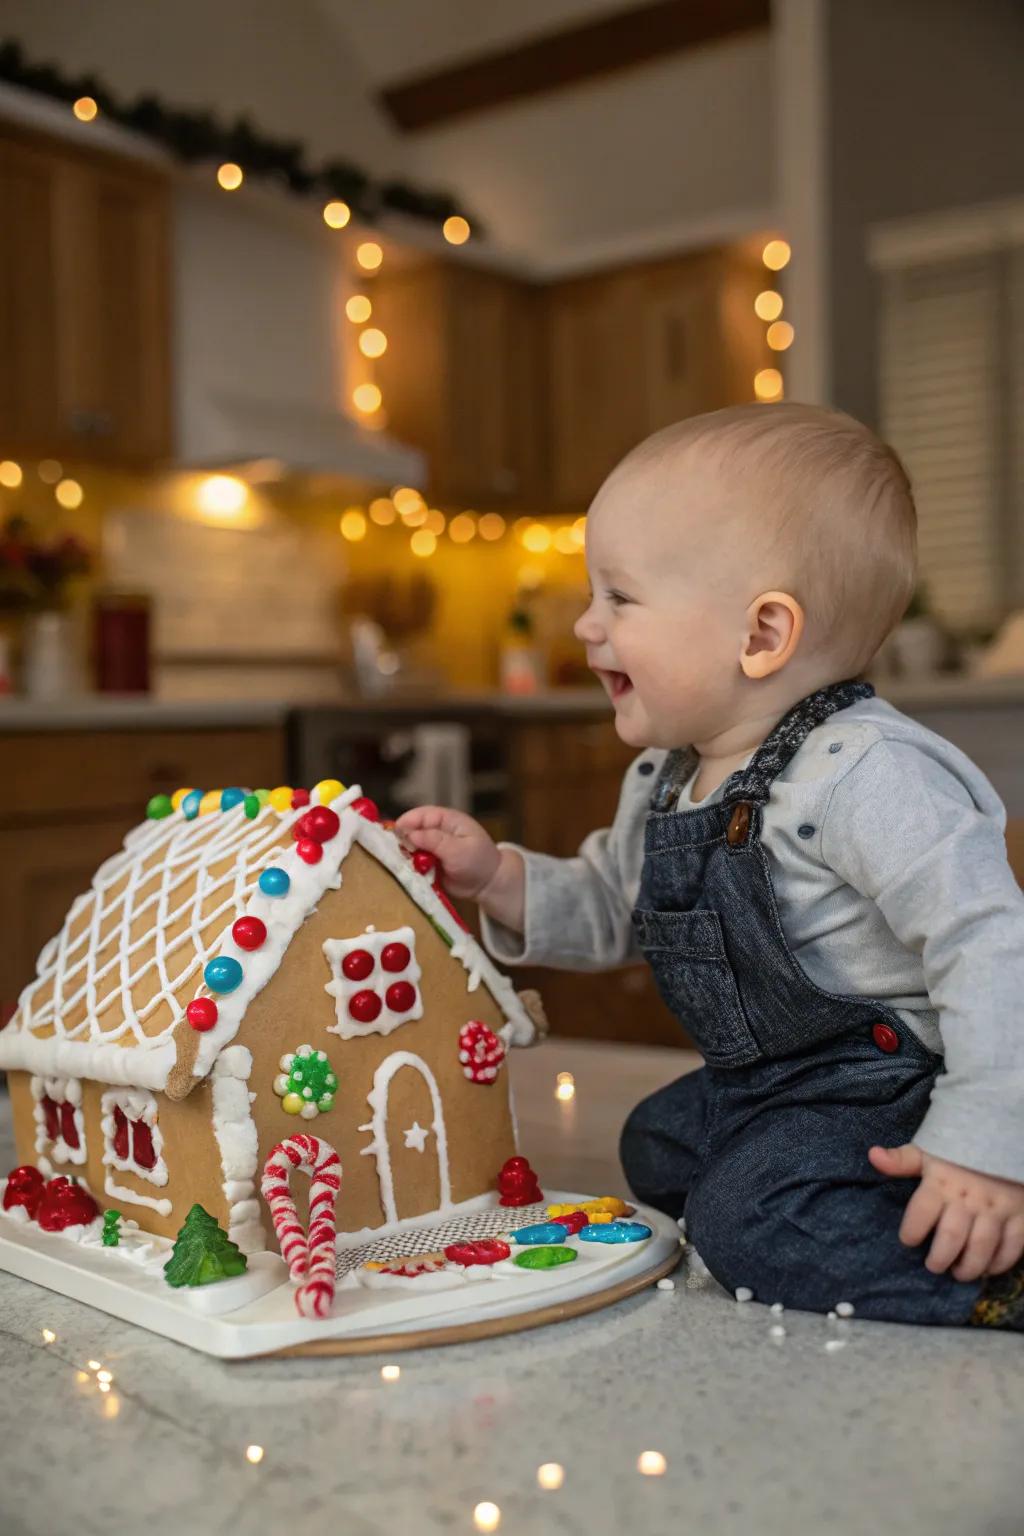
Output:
[[395, 806, 502, 900], [868, 1143, 1024, 1281]]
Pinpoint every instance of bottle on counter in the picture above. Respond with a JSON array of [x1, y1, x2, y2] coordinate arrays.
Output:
[[499, 602, 545, 695], [93, 588, 152, 693]]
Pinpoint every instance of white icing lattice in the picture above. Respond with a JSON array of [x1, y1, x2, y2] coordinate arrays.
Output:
[[30, 1075, 86, 1166], [323, 925, 423, 1039], [0, 784, 536, 1092], [100, 1088, 172, 1217]]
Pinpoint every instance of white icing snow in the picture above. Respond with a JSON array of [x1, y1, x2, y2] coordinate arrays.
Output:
[[31, 1074, 87, 1166]]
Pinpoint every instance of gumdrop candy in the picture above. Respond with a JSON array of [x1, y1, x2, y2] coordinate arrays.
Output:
[[3, 1165, 45, 1219], [512, 1245, 577, 1270], [443, 1238, 511, 1267], [36, 1176, 100, 1232], [497, 1155, 543, 1208]]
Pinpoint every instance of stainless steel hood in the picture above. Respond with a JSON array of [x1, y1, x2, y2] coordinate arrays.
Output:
[[172, 183, 425, 485]]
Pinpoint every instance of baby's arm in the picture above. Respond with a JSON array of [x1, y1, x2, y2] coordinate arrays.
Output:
[[821, 736, 1024, 1279], [397, 752, 658, 971]]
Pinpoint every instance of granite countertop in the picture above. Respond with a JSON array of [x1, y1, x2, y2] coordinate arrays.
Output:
[[1, 1038, 1022, 1536]]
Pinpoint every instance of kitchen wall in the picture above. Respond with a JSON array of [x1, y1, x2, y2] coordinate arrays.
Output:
[[826, 0, 1024, 427]]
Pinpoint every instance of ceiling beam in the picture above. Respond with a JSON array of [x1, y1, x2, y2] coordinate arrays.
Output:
[[379, 0, 772, 133]]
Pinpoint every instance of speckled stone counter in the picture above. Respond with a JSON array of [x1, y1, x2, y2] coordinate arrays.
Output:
[[2, 1041, 1022, 1536]]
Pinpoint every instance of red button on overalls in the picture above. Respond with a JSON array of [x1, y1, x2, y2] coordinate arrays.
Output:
[[872, 1022, 900, 1053]]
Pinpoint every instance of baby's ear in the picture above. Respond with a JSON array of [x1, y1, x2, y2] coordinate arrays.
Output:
[[740, 590, 804, 679]]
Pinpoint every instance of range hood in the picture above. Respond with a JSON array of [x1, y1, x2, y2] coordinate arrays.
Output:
[[172, 183, 425, 485]]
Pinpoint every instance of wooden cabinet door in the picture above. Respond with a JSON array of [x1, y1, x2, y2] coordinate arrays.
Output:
[[0, 125, 172, 464]]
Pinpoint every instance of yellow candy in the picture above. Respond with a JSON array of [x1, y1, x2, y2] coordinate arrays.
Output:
[[547, 1197, 632, 1220], [313, 778, 345, 805], [269, 786, 293, 813], [171, 787, 194, 812], [281, 1092, 303, 1115], [199, 790, 222, 815]]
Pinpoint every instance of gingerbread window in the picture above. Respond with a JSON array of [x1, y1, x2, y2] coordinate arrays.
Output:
[[30, 1076, 87, 1166], [100, 1089, 171, 1216]]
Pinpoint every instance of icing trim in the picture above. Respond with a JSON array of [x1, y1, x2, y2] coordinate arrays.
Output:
[[358, 1051, 451, 1227], [210, 1046, 264, 1255], [99, 1088, 172, 1217], [30, 1075, 87, 1166]]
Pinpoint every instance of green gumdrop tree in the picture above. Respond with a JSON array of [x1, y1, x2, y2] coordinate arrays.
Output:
[[163, 1203, 248, 1287]]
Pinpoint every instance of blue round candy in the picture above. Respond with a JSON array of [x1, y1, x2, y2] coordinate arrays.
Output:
[[181, 790, 203, 821], [511, 1222, 567, 1246], [578, 1220, 652, 1244], [204, 956, 244, 994], [220, 787, 246, 811], [258, 867, 291, 897]]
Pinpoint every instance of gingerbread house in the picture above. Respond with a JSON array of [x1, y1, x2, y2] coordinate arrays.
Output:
[[0, 782, 541, 1254]]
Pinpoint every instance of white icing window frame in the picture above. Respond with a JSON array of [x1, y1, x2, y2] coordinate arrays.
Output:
[[100, 1088, 172, 1217], [30, 1075, 87, 1166], [323, 925, 424, 1040]]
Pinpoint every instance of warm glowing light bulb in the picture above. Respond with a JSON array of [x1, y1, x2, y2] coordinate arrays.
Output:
[[359, 328, 388, 359], [522, 523, 552, 554], [96, 1370, 113, 1384], [353, 382, 382, 414], [323, 200, 351, 229], [554, 526, 578, 555], [473, 1504, 501, 1534], [246, 1445, 264, 1464], [443, 216, 471, 246], [340, 508, 367, 542], [761, 239, 791, 271], [38, 459, 63, 484], [638, 1451, 667, 1476], [425, 509, 446, 535], [555, 1081, 575, 1102], [88, 1361, 102, 1372], [217, 162, 244, 191], [381, 1364, 401, 1382], [356, 241, 383, 272], [198, 474, 249, 515], [73, 97, 98, 123], [346, 294, 372, 324], [478, 513, 506, 541], [103, 1394, 120, 1419], [556, 1071, 574, 1085], [449, 513, 476, 543], [754, 290, 783, 322], [369, 497, 396, 526], [98, 1380, 111, 1394], [754, 367, 784, 401], [537, 1463, 565, 1491], [410, 529, 437, 558], [41, 1328, 56, 1344], [55, 477, 84, 509], [766, 320, 794, 351], [392, 487, 423, 516], [76, 1371, 89, 1384], [401, 505, 428, 527], [0, 460, 22, 488]]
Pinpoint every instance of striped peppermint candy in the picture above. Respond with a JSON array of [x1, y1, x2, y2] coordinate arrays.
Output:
[[261, 1133, 341, 1319]]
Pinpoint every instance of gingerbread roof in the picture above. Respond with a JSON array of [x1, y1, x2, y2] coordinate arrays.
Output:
[[0, 784, 535, 1092]]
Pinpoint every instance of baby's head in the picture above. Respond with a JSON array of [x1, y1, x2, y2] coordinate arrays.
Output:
[[574, 402, 917, 750]]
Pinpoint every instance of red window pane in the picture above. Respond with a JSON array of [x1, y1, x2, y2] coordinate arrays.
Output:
[[132, 1119, 156, 1171], [42, 1095, 61, 1144], [59, 1100, 80, 1150], [113, 1106, 130, 1161]]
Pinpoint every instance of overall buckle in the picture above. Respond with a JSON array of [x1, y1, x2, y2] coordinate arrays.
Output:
[[726, 801, 753, 847]]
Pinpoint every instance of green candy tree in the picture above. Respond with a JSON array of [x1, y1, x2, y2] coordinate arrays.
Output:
[[163, 1203, 248, 1287]]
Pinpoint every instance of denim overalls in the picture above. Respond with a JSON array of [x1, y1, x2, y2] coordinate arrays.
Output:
[[620, 679, 982, 1324]]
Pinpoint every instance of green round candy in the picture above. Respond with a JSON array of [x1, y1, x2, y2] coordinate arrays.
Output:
[[513, 1244, 577, 1271], [317, 1094, 334, 1112], [146, 793, 174, 820], [255, 788, 271, 805], [243, 793, 261, 819]]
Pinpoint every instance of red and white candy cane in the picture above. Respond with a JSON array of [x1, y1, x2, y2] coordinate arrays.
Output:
[[261, 1134, 341, 1319]]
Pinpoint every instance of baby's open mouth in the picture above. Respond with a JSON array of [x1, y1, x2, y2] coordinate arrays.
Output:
[[597, 668, 633, 700]]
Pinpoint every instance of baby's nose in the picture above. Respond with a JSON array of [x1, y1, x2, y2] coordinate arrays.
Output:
[[574, 606, 602, 643]]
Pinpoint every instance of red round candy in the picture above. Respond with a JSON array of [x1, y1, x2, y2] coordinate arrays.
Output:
[[232, 916, 267, 951], [386, 981, 417, 1014], [296, 838, 323, 864], [380, 942, 411, 973], [351, 797, 380, 822], [342, 948, 375, 981], [186, 997, 219, 1032], [291, 788, 311, 808], [412, 850, 437, 875], [304, 805, 340, 843], [444, 1238, 511, 1267], [349, 989, 382, 1023], [292, 811, 316, 841]]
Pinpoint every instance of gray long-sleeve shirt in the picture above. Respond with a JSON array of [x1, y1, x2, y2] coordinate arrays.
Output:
[[482, 695, 1024, 1183]]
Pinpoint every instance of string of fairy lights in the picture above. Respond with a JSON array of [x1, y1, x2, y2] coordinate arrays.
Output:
[[338, 492, 588, 562], [753, 237, 792, 402]]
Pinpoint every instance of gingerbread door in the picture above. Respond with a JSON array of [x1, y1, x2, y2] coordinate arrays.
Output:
[[372, 1052, 450, 1224]]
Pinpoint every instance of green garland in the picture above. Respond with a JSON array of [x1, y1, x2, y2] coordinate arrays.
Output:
[[0, 39, 479, 234]]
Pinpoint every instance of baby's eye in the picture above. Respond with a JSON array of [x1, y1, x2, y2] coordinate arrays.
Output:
[[605, 589, 631, 606]]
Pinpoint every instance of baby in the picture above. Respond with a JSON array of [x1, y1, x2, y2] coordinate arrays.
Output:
[[398, 403, 1024, 1329]]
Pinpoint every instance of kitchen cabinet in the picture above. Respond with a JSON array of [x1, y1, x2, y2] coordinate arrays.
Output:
[[0, 124, 172, 465], [545, 247, 770, 508], [0, 725, 285, 1019], [371, 259, 546, 507]]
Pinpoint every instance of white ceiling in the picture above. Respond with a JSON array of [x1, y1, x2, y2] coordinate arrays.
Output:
[[315, 0, 656, 85]]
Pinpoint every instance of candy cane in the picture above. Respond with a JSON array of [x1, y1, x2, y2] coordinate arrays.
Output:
[[261, 1134, 341, 1319]]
